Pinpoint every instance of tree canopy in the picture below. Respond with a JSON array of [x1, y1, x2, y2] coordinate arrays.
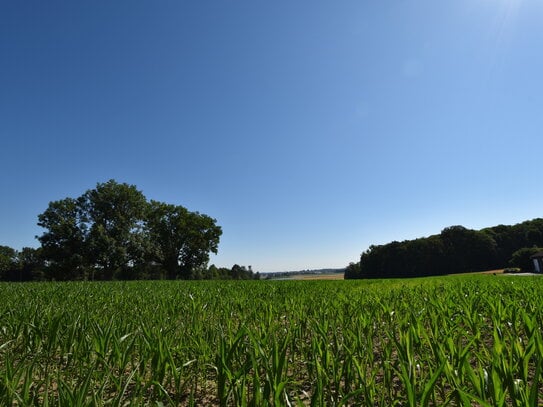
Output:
[[145, 200, 221, 279], [0, 246, 43, 281], [0, 245, 17, 279], [35, 180, 222, 280], [347, 219, 543, 279]]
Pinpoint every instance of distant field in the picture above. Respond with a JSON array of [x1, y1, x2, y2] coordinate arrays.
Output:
[[292, 272, 344, 280], [466, 268, 505, 275], [1, 276, 543, 405]]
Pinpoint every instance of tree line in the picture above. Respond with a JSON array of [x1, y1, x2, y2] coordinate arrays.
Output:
[[345, 219, 543, 279], [0, 180, 259, 281]]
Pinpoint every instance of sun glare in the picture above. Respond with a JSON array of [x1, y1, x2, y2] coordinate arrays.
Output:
[[481, 0, 523, 75], [494, 0, 522, 33]]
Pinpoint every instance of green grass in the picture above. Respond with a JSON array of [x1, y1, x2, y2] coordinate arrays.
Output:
[[1, 276, 542, 406]]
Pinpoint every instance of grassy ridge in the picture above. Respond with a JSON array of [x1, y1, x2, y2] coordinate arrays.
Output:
[[1, 277, 543, 405]]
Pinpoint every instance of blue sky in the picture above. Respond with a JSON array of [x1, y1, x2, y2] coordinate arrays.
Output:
[[1, 0, 543, 272]]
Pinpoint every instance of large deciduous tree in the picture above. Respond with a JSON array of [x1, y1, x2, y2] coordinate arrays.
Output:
[[36, 180, 222, 280], [145, 201, 222, 279], [83, 180, 147, 279], [0, 245, 17, 280], [37, 197, 89, 279], [17, 247, 45, 281]]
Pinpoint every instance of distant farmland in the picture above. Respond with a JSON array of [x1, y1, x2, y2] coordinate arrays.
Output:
[[1, 276, 542, 405], [292, 272, 344, 280], [265, 268, 345, 280]]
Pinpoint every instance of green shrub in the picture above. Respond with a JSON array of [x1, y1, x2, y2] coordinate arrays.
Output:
[[508, 247, 543, 272]]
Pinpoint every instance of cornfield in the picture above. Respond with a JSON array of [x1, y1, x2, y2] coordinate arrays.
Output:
[[1, 276, 542, 406]]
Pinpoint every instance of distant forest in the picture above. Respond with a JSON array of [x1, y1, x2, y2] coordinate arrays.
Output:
[[345, 218, 543, 279]]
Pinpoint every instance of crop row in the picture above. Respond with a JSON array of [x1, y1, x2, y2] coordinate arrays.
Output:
[[1, 276, 543, 406]]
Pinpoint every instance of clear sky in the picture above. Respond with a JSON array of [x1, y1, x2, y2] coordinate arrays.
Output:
[[1, 0, 543, 272]]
